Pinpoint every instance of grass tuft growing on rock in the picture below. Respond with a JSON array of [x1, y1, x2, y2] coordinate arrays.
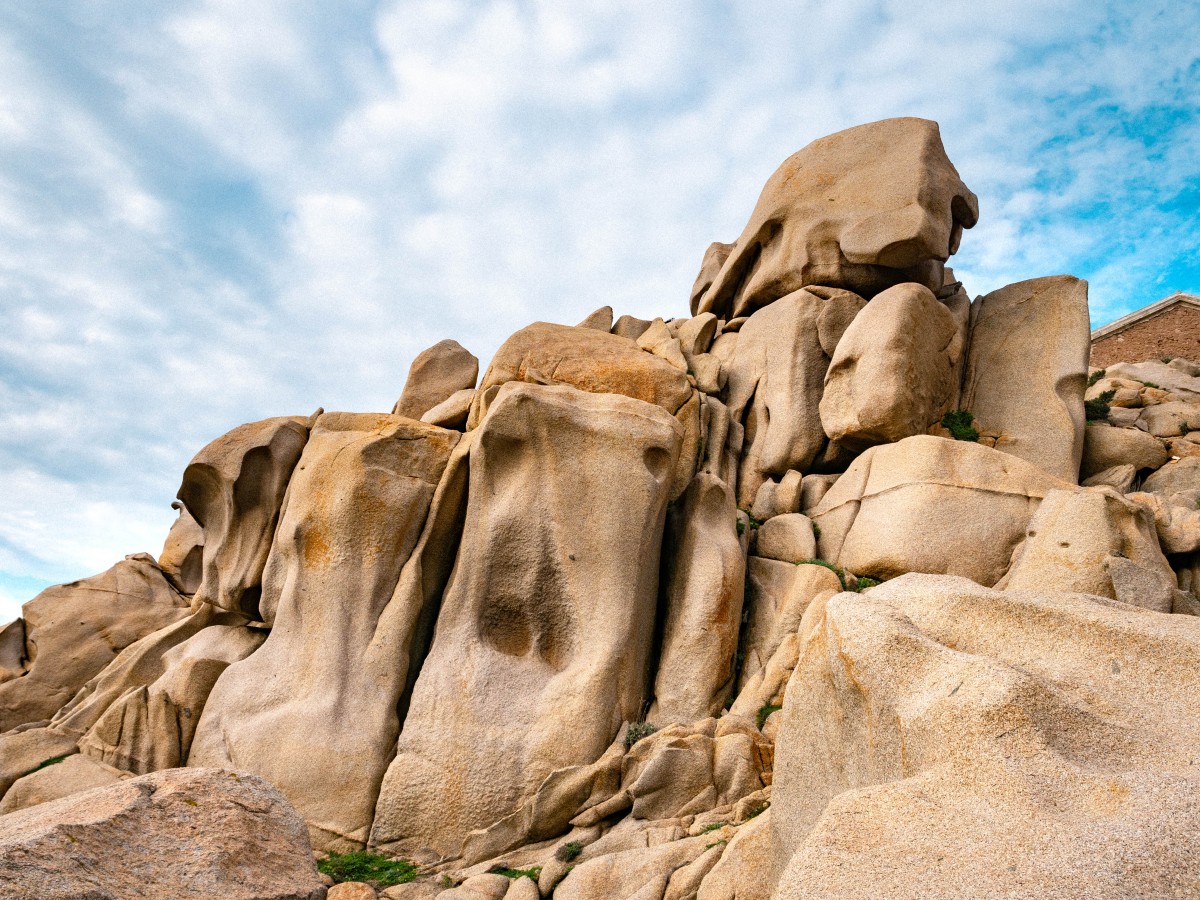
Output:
[[23, 754, 69, 777], [941, 410, 979, 442], [317, 851, 418, 887], [1084, 389, 1115, 423], [556, 840, 583, 862], [756, 703, 783, 729], [625, 721, 657, 750], [1088, 369, 1106, 387], [491, 866, 542, 880]]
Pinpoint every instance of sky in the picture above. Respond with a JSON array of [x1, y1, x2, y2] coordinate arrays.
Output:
[[0, 1, 1197, 621]]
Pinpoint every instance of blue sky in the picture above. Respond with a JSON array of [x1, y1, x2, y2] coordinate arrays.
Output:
[[1, 1, 1197, 621]]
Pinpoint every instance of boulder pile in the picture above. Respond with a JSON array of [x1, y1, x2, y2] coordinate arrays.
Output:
[[2, 117, 1199, 899]]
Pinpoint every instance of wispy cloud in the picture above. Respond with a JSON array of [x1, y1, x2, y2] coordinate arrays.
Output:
[[0, 0, 1197, 620]]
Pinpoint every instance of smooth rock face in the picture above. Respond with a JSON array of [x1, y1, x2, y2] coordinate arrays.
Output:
[[650, 473, 746, 724], [812, 435, 1069, 585], [1081, 424, 1169, 477], [771, 574, 1200, 900], [0, 752, 129, 814], [961, 276, 1090, 482], [158, 502, 204, 595], [694, 117, 978, 319], [190, 413, 463, 850], [393, 339, 479, 420], [0, 555, 191, 733], [1143, 457, 1200, 495], [820, 282, 963, 450], [178, 416, 310, 616], [370, 383, 681, 857], [0, 727, 79, 798], [754, 514, 817, 564], [0, 767, 325, 900], [78, 620, 266, 774], [1001, 488, 1177, 612]]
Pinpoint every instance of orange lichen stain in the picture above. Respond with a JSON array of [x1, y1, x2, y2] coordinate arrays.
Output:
[[1091, 779, 1130, 815], [303, 527, 332, 567]]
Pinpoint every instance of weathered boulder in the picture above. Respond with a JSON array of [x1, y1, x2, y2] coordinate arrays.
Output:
[[960, 275, 1090, 482], [0, 555, 191, 732], [179, 415, 310, 615], [0, 727, 79, 798], [1000, 488, 1178, 612], [693, 117, 978, 319], [1127, 491, 1200, 555], [811, 435, 1069, 586], [754, 513, 817, 563], [695, 810, 777, 900], [771, 574, 1200, 899], [0, 752, 129, 814], [393, 339, 479, 420], [556, 833, 726, 900], [370, 383, 682, 857], [1106, 360, 1200, 400], [1080, 463, 1137, 492], [820, 282, 963, 450], [78, 619, 266, 773], [0, 767, 325, 900], [190, 413, 465, 850], [419, 387, 475, 430], [1138, 400, 1200, 438], [1143, 456, 1200, 495], [1080, 423, 1169, 477], [158, 501, 204, 595], [650, 473, 745, 724], [723, 289, 865, 504]]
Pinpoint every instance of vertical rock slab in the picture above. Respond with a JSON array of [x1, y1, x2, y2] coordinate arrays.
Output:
[[820, 282, 963, 450], [693, 117, 978, 319], [189, 413, 465, 851], [370, 383, 682, 857], [178, 416, 311, 616], [0, 555, 191, 732], [158, 502, 204, 595], [393, 338, 480, 419], [649, 473, 745, 723], [960, 275, 1090, 483]]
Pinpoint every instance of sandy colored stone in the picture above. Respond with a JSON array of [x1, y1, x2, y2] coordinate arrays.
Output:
[[675, 313, 718, 363], [77, 619, 265, 773], [0, 767, 324, 900], [0, 752, 129, 814], [1127, 491, 1200, 555], [820, 282, 963, 450], [0, 727, 79, 798], [0, 555, 190, 732], [812, 435, 1070, 586], [689, 241, 735, 316], [693, 118, 977, 319], [613, 314, 655, 341], [577, 306, 614, 331], [1143, 456, 1200, 495], [1167, 435, 1200, 458], [650, 473, 745, 724], [179, 415, 310, 615], [502, 877, 539, 900], [1000, 488, 1177, 612], [1080, 463, 1137, 492], [695, 809, 777, 900], [1106, 360, 1200, 399], [556, 833, 723, 900], [729, 631, 801, 720], [0, 618, 23, 684], [328, 884, 378, 900], [961, 275, 1090, 482], [441, 873, 510, 899], [190, 413, 463, 851], [420, 388, 475, 430], [1080, 423, 1169, 477], [638, 318, 690, 372], [755, 514, 817, 564], [158, 501, 204, 595], [370, 384, 681, 858], [799, 474, 838, 515], [1138, 400, 1200, 437], [394, 339, 479, 420], [771, 574, 1200, 899]]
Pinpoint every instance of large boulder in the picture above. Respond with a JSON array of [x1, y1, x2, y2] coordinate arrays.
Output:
[[649, 473, 746, 724], [158, 501, 204, 595], [1080, 423, 1169, 478], [960, 275, 1090, 482], [1106, 360, 1200, 400], [811, 435, 1069, 586], [0, 752, 129, 814], [178, 415, 311, 616], [1143, 456, 1200, 495], [771, 574, 1200, 899], [0, 727, 79, 798], [692, 117, 978, 319], [0, 555, 191, 732], [0, 767, 325, 900], [369, 383, 682, 857], [393, 338, 479, 420], [820, 282, 964, 450], [189, 413, 465, 850]]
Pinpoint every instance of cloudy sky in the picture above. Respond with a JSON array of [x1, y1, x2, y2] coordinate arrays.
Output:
[[1, 1, 1197, 620]]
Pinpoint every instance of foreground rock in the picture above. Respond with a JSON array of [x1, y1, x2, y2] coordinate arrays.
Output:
[[0, 767, 325, 900], [771, 575, 1200, 899]]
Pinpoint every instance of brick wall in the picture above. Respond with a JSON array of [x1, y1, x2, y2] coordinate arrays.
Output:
[[1090, 304, 1200, 369]]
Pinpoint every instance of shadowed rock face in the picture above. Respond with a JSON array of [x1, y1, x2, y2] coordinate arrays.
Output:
[[370, 382, 681, 858], [178, 415, 311, 617], [693, 117, 978, 320], [189, 412, 464, 851]]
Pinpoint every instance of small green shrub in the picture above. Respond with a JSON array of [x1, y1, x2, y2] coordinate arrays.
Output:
[[705, 839, 729, 851], [849, 576, 881, 592], [756, 703, 783, 729], [317, 852, 418, 887], [1084, 389, 1115, 423], [736, 518, 745, 536], [625, 721, 657, 750], [1161, 356, 1174, 364], [1087, 369, 1106, 387], [491, 866, 542, 880], [700, 821, 729, 834], [556, 840, 583, 862], [811, 521, 821, 538], [23, 755, 69, 777], [743, 801, 768, 820], [941, 410, 979, 442], [1141, 381, 1160, 389], [797, 558, 842, 578], [739, 508, 763, 529]]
